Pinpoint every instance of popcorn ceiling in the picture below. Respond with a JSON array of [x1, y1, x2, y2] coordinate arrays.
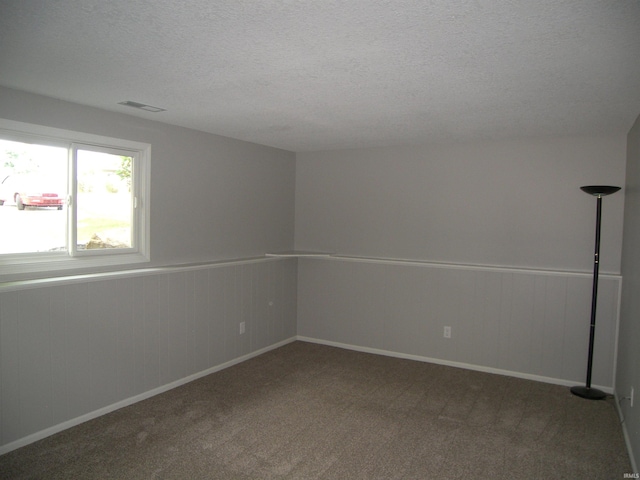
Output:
[[0, 0, 639, 152]]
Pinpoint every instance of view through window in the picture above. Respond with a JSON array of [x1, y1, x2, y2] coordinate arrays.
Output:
[[0, 139, 136, 256], [0, 139, 67, 254], [75, 148, 134, 252]]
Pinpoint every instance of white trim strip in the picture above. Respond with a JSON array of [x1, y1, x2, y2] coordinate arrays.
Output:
[[0, 255, 287, 293], [304, 254, 622, 279], [614, 392, 639, 474]]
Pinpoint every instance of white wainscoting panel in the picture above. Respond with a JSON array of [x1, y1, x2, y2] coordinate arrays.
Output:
[[0, 257, 297, 453], [297, 257, 620, 390]]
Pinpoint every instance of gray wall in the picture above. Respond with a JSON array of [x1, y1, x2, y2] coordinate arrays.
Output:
[[0, 86, 296, 281], [295, 136, 626, 273], [0, 258, 298, 453], [0, 88, 298, 453], [295, 136, 627, 392], [297, 257, 620, 389], [618, 113, 640, 471]]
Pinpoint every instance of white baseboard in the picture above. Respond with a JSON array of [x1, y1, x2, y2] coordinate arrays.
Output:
[[0, 336, 297, 456], [296, 335, 614, 394], [614, 391, 639, 474]]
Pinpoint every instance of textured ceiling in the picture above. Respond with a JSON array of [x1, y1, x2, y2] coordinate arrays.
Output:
[[1, 1, 639, 152]]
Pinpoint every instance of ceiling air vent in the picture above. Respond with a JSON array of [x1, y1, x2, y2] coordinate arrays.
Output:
[[118, 101, 166, 112]]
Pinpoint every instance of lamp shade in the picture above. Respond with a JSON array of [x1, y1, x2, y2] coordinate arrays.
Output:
[[580, 185, 621, 196]]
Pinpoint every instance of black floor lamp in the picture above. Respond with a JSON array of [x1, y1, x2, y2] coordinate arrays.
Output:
[[570, 185, 621, 400]]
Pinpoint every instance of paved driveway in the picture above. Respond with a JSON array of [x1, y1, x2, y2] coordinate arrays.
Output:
[[0, 203, 66, 254]]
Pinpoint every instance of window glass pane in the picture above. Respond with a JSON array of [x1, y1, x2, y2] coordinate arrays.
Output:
[[0, 139, 67, 254], [76, 149, 133, 250]]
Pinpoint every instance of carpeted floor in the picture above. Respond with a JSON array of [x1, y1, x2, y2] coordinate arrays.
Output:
[[0, 341, 632, 479]]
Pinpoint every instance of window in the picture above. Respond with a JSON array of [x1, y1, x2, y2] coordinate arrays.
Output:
[[0, 119, 150, 277]]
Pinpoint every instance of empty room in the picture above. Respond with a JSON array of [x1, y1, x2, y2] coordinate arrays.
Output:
[[0, 1, 639, 479]]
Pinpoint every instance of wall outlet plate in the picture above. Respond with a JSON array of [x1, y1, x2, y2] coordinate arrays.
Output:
[[444, 326, 451, 338]]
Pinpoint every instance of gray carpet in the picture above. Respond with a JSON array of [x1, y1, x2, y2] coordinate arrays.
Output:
[[0, 341, 632, 479]]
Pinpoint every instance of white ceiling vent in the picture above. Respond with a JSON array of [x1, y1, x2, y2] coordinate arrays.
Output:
[[118, 101, 166, 113]]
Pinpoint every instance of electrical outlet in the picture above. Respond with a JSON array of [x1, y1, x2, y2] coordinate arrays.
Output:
[[239, 322, 245, 335], [444, 326, 451, 338]]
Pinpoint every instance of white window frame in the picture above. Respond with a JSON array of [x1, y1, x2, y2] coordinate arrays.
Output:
[[0, 119, 150, 277]]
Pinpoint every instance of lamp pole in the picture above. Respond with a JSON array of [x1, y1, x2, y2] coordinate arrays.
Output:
[[570, 185, 621, 400]]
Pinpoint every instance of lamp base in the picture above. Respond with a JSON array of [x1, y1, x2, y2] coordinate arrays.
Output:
[[570, 386, 607, 400]]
